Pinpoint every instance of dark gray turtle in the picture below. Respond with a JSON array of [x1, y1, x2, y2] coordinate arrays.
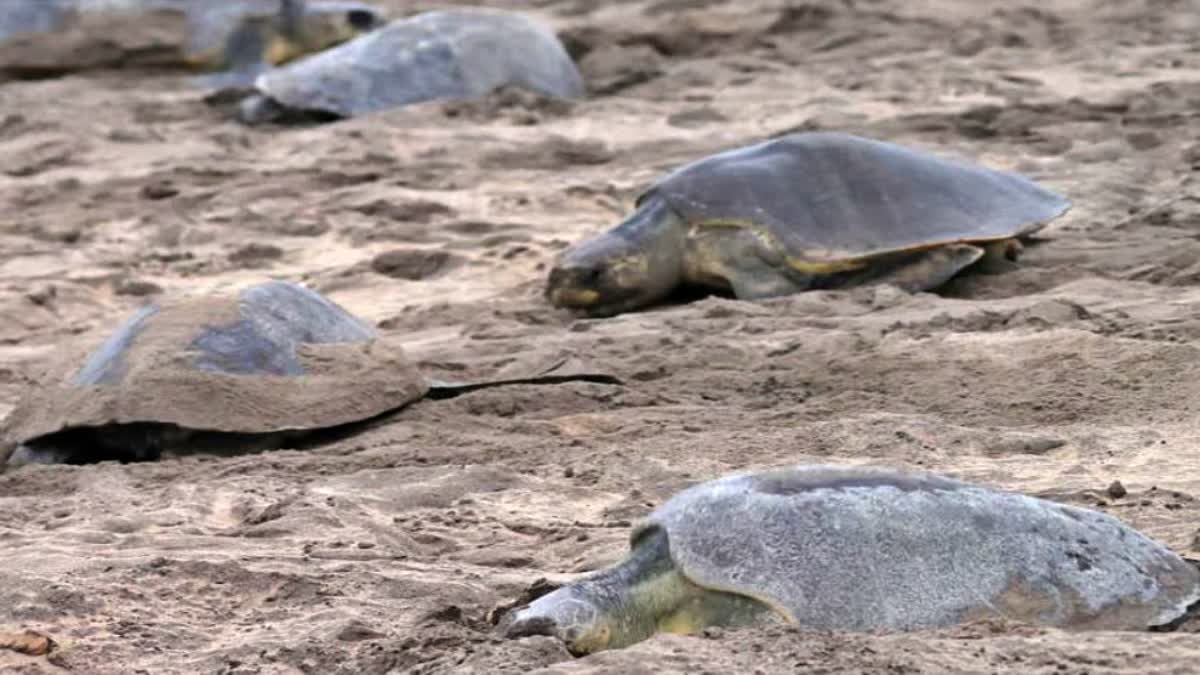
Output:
[[504, 464, 1200, 655], [0, 0, 385, 85], [0, 281, 617, 467], [546, 132, 1071, 316], [235, 8, 585, 125]]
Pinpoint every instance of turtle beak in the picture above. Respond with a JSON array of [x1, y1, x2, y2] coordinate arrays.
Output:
[[545, 265, 604, 309], [545, 250, 655, 317]]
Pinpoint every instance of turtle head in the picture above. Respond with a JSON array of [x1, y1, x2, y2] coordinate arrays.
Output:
[[504, 526, 691, 654], [505, 584, 615, 655], [546, 195, 686, 317], [266, 1, 385, 65]]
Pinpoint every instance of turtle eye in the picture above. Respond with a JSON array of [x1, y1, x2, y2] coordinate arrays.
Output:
[[578, 266, 605, 286], [346, 9, 376, 30]]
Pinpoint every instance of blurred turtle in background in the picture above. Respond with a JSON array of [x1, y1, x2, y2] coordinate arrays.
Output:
[[234, 8, 585, 125], [0, 0, 386, 86]]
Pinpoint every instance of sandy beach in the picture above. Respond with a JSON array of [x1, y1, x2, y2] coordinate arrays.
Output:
[[2, 0, 1200, 672]]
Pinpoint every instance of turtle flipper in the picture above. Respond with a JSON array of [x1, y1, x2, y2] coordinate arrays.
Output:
[[688, 226, 813, 301], [237, 94, 287, 124], [873, 243, 985, 293], [975, 237, 1024, 274], [726, 262, 812, 300], [209, 18, 273, 85], [6, 443, 76, 467]]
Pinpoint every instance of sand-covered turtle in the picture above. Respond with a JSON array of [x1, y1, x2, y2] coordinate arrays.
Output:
[[0, 281, 617, 467], [546, 132, 1071, 316], [504, 464, 1200, 655], [235, 8, 585, 125], [0, 0, 385, 84]]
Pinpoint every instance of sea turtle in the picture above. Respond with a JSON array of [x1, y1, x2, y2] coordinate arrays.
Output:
[[504, 464, 1200, 655], [0, 2, 61, 42], [0, 0, 385, 85], [234, 8, 585, 125], [0, 281, 617, 467], [546, 132, 1072, 316]]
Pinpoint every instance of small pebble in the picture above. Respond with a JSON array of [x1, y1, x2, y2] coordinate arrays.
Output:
[[140, 180, 179, 200], [1106, 480, 1127, 499], [116, 279, 163, 297]]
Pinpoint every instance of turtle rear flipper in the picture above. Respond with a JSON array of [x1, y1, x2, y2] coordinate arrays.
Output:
[[189, 19, 273, 89], [6, 444, 72, 467], [218, 18, 272, 78], [869, 243, 985, 293]]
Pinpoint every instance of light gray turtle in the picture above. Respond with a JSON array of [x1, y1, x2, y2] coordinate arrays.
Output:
[[235, 8, 585, 125], [0, 0, 385, 85], [546, 132, 1072, 317], [0, 1, 61, 42], [0, 280, 617, 467], [504, 464, 1200, 655]]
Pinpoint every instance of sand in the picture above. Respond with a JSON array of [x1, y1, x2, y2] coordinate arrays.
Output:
[[2, 0, 1200, 672]]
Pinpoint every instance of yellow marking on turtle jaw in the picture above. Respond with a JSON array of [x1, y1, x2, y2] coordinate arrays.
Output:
[[266, 36, 303, 65], [553, 288, 600, 307]]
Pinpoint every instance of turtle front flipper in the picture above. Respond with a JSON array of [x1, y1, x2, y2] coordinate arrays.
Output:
[[683, 225, 819, 301]]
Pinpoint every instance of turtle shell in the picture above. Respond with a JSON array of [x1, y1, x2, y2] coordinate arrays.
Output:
[[636, 465, 1200, 631], [1, 281, 427, 449], [0, 1, 64, 42], [641, 132, 1071, 266], [249, 8, 585, 119]]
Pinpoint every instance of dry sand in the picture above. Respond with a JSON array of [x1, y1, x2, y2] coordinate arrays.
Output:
[[3, 0, 1200, 672]]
